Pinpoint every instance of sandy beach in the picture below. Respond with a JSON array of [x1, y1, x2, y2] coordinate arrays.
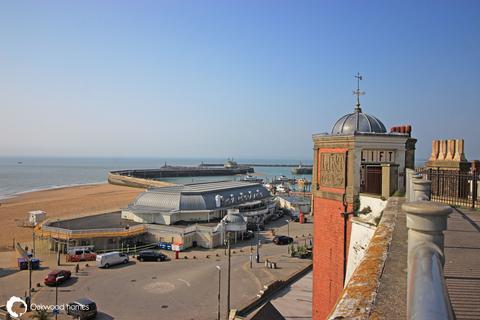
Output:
[[0, 184, 144, 251]]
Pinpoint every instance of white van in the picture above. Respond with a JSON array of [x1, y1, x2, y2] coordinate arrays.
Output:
[[96, 252, 129, 268]]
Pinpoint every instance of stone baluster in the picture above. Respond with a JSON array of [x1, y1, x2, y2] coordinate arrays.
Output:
[[409, 174, 424, 202], [413, 179, 432, 201], [403, 200, 453, 320]]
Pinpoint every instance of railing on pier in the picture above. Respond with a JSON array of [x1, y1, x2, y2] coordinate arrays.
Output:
[[403, 173, 454, 320]]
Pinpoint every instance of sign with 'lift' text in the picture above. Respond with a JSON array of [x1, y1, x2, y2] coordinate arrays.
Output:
[[361, 149, 395, 163]]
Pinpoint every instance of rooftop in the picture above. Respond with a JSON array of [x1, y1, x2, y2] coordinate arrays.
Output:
[[48, 212, 141, 230], [129, 181, 271, 213]]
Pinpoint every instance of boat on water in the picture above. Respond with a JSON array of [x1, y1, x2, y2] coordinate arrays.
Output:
[[291, 164, 313, 175], [276, 184, 290, 193], [241, 175, 264, 183]]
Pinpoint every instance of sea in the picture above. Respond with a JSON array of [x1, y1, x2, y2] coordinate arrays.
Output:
[[0, 157, 313, 200]]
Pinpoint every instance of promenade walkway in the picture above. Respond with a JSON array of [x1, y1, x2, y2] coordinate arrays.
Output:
[[444, 208, 480, 320]]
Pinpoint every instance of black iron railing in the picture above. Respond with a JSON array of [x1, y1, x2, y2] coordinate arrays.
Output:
[[416, 167, 479, 208]]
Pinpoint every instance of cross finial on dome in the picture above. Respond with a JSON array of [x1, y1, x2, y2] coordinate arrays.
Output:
[[353, 72, 365, 113]]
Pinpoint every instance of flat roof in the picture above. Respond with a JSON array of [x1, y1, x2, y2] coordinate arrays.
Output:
[[150, 180, 262, 194], [49, 212, 141, 230]]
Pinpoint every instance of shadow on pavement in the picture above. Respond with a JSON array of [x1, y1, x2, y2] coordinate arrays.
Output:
[[96, 311, 115, 320], [0, 268, 19, 278]]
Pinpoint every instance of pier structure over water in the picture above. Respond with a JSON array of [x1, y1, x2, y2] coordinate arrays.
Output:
[[112, 165, 253, 179], [200, 163, 313, 168], [108, 162, 254, 188]]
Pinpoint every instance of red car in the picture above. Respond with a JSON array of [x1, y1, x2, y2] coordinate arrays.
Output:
[[44, 269, 71, 286], [66, 248, 96, 262]]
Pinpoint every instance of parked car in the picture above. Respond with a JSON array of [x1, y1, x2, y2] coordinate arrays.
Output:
[[273, 235, 294, 245], [66, 298, 97, 320], [247, 223, 265, 231], [67, 248, 96, 262], [270, 211, 285, 221], [44, 269, 71, 286], [137, 250, 167, 262], [239, 230, 254, 240], [96, 252, 129, 268]]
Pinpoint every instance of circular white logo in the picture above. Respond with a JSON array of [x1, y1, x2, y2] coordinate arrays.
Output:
[[6, 296, 27, 318]]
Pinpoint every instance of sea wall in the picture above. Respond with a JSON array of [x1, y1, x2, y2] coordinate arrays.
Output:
[[108, 172, 175, 189]]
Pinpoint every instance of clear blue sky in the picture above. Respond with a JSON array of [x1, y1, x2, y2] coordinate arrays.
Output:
[[1, 0, 479, 161]]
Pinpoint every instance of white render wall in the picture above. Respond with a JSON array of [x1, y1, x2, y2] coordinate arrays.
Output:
[[345, 220, 376, 284], [345, 195, 387, 284]]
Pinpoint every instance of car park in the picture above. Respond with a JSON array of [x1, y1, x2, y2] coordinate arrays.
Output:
[[44, 269, 71, 286], [96, 252, 129, 268], [273, 235, 294, 245], [66, 298, 97, 320], [136, 250, 167, 262]]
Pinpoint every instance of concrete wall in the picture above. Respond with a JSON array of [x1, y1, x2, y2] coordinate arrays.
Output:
[[345, 220, 376, 284], [194, 230, 213, 248], [344, 195, 387, 282], [359, 195, 387, 216], [121, 210, 172, 225], [108, 172, 174, 189], [178, 211, 216, 223]]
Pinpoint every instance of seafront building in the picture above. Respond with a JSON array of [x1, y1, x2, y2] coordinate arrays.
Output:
[[122, 181, 272, 225], [37, 181, 275, 252]]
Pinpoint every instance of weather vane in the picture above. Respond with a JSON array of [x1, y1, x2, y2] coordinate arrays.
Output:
[[353, 72, 365, 112]]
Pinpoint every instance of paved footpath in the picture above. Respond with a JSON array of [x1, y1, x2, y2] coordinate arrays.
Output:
[[444, 208, 480, 320]]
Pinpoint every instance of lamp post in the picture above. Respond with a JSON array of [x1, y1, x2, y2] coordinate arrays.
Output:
[[256, 224, 260, 263], [249, 234, 253, 268], [216, 266, 221, 320], [32, 231, 35, 257], [227, 232, 231, 319], [56, 219, 61, 266], [55, 275, 64, 320], [28, 259, 32, 311]]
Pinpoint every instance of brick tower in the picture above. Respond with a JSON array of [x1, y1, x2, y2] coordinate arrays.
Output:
[[311, 74, 415, 319]]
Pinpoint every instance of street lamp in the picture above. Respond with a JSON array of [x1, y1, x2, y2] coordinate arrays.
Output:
[[56, 219, 61, 266], [216, 266, 221, 320], [227, 232, 231, 319], [32, 231, 36, 257], [256, 223, 260, 263], [54, 275, 65, 320], [249, 233, 253, 268]]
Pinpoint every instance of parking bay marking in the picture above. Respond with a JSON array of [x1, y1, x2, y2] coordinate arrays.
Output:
[[177, 278, 191, 287]]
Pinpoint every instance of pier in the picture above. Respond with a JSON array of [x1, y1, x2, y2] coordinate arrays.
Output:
[[200, 163, 313, 168], [111, 165, 254, 179]]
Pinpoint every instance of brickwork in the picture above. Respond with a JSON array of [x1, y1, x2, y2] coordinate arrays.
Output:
[[312, 197, 352, 319]]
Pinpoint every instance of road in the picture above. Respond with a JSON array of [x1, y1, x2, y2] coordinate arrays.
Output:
[[0, 217, 313, 320]]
